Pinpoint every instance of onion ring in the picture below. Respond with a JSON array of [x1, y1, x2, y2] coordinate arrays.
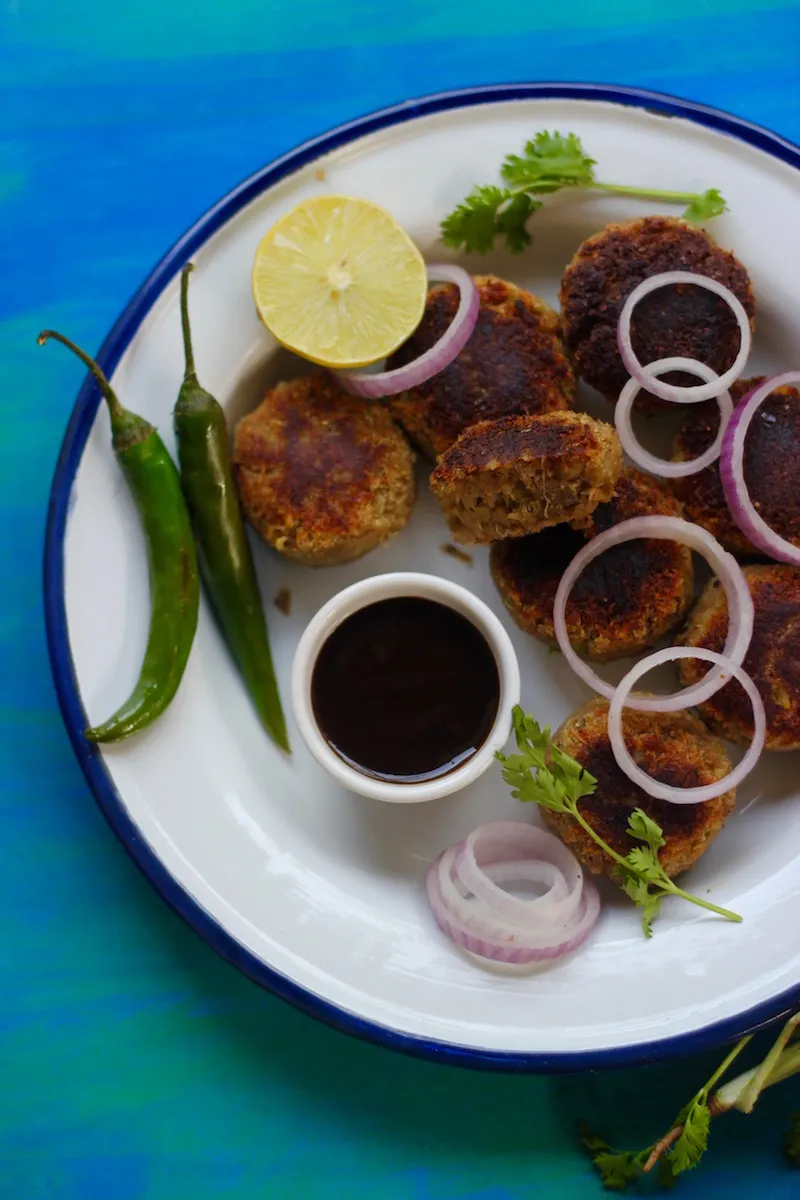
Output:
[[608, 647, 766, 803], [720, 371, 800, 566], [428, 857, 600, 963], [553, 516, 754, 712], [615, 357, 733, 478], [334, 264, 479, 398], [617, 271, 751, 404], [433, 848, 577, 950], [426, 821, 600, 965], [454, 822, 584, 925]]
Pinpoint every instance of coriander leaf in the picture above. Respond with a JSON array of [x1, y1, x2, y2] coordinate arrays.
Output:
[[618, 864, 666, 936], [618, 864, 662, 936], [669, 1096, 711, 1173], [440, 129, 727, 253], [615, 867, 662, 935], [682, 187, 727, 224], [620, 811, 670, 935], [513, 707, 551, 759], [550, 744, 598, 801], [498, 707, 740, 937], [627, 807, 665, 855], [578, 1125, 647, 1193], [495, 191, 540, 252], [640, 892, 664, 939], [625, 846, 664, 882], [496, 708, 596, 813], [501, 131, 596, 191], [592, 1151, 646, 1192], [440, 185, 512, 253], [498, 752, 536, 775], [617, 869, 650, 907], [784, 1113, 800, 1166]]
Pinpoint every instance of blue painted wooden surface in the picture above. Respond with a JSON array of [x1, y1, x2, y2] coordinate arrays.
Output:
[[3, 2, 800, 1195]]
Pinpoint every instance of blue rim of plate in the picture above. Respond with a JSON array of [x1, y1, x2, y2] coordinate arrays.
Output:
[[44, 82, 800, 1073]]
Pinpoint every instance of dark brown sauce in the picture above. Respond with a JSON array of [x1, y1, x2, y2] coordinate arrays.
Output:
[[311, 597, 500, 784]]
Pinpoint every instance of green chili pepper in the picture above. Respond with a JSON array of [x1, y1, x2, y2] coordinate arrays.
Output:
[[173, 264, 290, 752], [39, 330, 200, 743]]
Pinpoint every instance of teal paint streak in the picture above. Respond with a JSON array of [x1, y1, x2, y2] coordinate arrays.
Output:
[[0, 166, 25, 201], [2, 1, 800, 1197], [4, 0, 795, 61]]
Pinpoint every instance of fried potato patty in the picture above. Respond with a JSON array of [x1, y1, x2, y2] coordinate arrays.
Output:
[[672, 377, 800, 557], [559, 216, 755, 403], [490, 469, 693, 659], [233, 372, 414, 566], [548, 698, 735, 879], [430, 411, 621, 545], [387, 274, 575, 457], [676, 565, 800, 750]]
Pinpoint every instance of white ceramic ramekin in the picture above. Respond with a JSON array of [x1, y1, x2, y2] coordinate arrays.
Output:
[[290, 571, 521, 802]]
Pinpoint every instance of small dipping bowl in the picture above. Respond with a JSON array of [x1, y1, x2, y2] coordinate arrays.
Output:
[[291, 572, 521, 802]]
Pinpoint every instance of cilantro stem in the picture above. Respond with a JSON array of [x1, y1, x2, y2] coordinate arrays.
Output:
[[569, 801, 629, 867], [568, 800, 741, 924], [766, 1042, 800, 1088], [442, 130, 727, 254], [586, 1012, 800, 1187], [641, 1112, 698, 1174], [666, 883, 742, 923], [704, 1034, 753, 1095], [736, 1012, 800, 1113], [508, 178, 708, 206], [715, 1042, 800, 1114], [642, 1035, 753, 1174], [591, 181, 705, 204]]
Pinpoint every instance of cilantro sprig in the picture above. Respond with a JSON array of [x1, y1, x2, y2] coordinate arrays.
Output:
[[580, 1035, 751, 1190], [492, 708, 800, 1186], [496, 707, 742, 937], [581, 1011, 800, 1189], [441, 131, 727, 254], [578, 1127, 653, 1193]]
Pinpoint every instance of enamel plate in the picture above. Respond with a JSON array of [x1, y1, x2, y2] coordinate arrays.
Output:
[[45, 85, 800, 1070]]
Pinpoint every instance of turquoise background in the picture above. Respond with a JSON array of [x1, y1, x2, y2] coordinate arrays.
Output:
[[3, 1, 800, 1195]]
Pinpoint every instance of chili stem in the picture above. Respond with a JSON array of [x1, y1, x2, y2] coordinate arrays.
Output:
[[37, 330, 124, 419], [180, 264, 197, 382]]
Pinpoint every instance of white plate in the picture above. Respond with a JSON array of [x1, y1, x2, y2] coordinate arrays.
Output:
[[45, 84, 800, 1070]]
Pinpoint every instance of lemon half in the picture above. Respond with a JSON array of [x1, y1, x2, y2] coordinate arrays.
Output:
[[252, 195, 428, 369]]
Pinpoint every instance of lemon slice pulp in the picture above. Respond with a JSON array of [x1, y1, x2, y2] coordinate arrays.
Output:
[[252, 195, 428, 369]]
